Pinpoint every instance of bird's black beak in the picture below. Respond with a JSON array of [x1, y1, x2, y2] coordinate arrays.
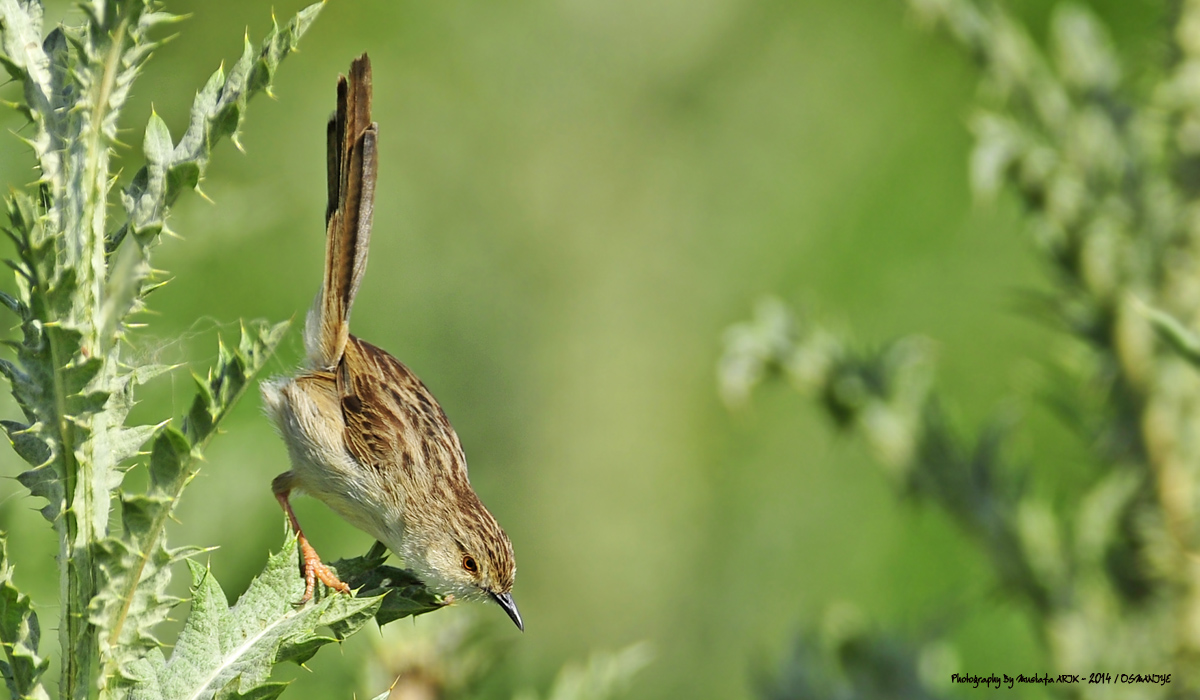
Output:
[[489, 590, 524, 631]]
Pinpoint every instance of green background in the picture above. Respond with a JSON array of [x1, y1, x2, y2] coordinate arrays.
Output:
[[0, 0, 1165, 697]]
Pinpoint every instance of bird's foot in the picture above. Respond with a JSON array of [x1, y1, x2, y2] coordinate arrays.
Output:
[[297, 535, 351, 605]]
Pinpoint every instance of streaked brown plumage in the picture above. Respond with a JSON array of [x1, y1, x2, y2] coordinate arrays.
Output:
[[261, 53, 520, 629]]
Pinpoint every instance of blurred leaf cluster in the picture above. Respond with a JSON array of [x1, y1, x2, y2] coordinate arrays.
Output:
[[756, 605, 950, 700], [723, 0, 1200, 696], [360, 613, 651, 700]]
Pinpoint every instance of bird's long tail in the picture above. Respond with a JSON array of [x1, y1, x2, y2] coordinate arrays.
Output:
[[306, 53, 377, 370]]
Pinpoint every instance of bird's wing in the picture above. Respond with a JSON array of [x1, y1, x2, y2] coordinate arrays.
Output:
[[337, 335, 471, 486]]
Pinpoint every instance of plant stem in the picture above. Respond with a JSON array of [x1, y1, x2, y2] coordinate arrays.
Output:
[[59, 5, 134, 694]]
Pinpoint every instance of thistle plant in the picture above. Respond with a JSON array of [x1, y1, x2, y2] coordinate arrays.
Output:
[[0, 2, 448, 698], [722, 0, 1200, 697]]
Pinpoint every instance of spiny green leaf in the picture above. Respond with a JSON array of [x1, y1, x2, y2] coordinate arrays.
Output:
[[222, 682, 288, 700], [65, 389, 109, 416], [183, 320, 289, 447], [124, 540, 381, 700], [240, 319, 289, 367], [93, 323, 289, 683], [97, 422, 162, 468], [119, 649, 166, 699], [14, 462, 61, 523], [0, 420, 50, 467], [0, 289, 28, 317], [0, 359, 42, 418], [60, 356, 102, 395], [111, 2, 324, 259], [42, 266, 78, 319], [184, 371, 215, 440], [145, 425, 188, 490], [0, 0, 60, 182], [329, 542, 448, 628], [76, 0, 167, 145], [0, 534, 50, 700], [98, 9, 185, 144], [143, 112, 173, 166], [166, 160, 201, 203], [42, 27, 74, 132], [91, 426, 192, 677]]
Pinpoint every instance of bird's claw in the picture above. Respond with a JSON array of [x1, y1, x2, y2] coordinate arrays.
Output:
[[296, 536, 351, 605]]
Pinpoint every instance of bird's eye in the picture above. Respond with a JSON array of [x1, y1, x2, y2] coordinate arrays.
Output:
[[462, 554, 478, 573]]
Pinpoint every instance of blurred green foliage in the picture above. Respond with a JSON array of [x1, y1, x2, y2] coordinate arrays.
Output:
[[0, 0, 1171, 698], [727, 0, 1200, 697]]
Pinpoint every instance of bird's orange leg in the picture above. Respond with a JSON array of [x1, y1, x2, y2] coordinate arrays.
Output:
[[273, 478, 351, 604]]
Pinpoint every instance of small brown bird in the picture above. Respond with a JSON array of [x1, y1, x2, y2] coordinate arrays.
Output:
[[261, 54, 521, 630]]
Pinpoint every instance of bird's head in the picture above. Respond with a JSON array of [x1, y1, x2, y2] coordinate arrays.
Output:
[[407, 496, 521, 630]]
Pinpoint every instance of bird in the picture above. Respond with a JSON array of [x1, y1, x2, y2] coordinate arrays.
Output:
[[260, 53, 521, 631]]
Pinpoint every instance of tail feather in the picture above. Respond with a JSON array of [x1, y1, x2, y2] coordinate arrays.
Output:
[[307, 53, 377, 369]]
